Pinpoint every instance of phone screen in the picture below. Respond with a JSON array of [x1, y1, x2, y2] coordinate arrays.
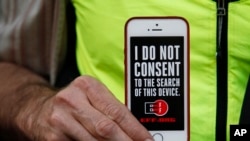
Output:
[[125, 17, 189, 141], [129, 36, 185, 131]]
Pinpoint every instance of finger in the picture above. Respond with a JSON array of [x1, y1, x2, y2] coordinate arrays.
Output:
[[50, 110, 97, 141], [72, 76, 153, 141], [72, 101, 132, 141], [55, 84, 132, 141], [52, 89, 98, 141]]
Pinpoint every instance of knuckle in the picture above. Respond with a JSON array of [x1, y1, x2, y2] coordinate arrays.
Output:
[[72, 76, 95, 90], [53, 89, 69, 105], [53, 87, 78, 109], [95, 118, 117, 138], [45, 133, 62, 141], [48, 112, 63, 127], [104, 104, 126, 122], [54, 93, 66, 104], [72, 76, 106, 95]]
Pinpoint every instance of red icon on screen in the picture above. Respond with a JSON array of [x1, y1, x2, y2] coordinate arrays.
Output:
[[145, 99, 169, 116]]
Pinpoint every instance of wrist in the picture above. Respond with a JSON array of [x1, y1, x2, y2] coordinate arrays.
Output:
[[0, 62, 57, 140], [14, 83, 57, 139]]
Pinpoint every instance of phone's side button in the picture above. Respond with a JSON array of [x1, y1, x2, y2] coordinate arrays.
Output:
[[153, 133, 164, 141]]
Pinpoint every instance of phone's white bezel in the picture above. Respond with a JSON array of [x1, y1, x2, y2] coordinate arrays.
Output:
[[125, 17, 189, 141]]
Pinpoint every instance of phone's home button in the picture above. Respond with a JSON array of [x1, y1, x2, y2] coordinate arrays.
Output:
[[153, 133, 164, 141]]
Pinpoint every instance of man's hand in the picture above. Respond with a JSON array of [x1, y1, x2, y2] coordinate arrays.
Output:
[[17, 76, 153, 141]]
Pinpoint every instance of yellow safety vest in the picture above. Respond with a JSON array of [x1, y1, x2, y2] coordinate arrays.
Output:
[[72, 0, 250, 140]]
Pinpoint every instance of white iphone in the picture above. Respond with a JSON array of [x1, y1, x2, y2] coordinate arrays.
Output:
[[125, 17, 190, 141]]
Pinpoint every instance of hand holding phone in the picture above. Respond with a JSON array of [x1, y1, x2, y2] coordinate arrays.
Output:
[[125, 17, 190, 141]]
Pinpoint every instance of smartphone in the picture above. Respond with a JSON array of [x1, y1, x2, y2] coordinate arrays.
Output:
[[125, 17, 189, 141]]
